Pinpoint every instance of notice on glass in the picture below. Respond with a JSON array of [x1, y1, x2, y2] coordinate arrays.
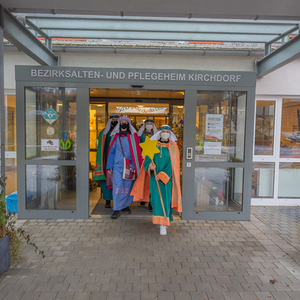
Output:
[[41, 139, 59, 151], [204, 142, 222, 155], [205, 114, 223, 139]]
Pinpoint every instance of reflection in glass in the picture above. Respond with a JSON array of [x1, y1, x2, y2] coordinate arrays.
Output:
[[254, 101, 275, 155], [89, 103, 106, 167], [280, 99, 300, 158], [278, 163, 300, 198], [194, 167, 243, 212], [108, 102, 170, 131], [26, 165, 76, 210], [195, 91, 246, 162], [252, 162, 274, 198], [25, 87, 77, 160]]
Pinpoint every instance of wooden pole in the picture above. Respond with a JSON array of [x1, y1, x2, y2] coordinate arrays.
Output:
[[152, 160, 167, 219]]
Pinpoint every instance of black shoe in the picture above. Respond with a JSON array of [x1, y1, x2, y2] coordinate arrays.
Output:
[[111, 210, 120, 219], [122, 206, 131, 214], [149, 203, 153, 212], [105, 200, 111, 208]]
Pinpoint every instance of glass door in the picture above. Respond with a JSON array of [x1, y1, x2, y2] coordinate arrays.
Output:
[[182, 89, 253, 220], [24, 87, 77, 211]]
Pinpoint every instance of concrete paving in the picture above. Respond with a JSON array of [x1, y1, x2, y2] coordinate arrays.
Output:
[[0, 206, 300, 300]]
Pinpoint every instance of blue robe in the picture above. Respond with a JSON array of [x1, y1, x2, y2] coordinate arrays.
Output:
[[106, 135, 135, 211]]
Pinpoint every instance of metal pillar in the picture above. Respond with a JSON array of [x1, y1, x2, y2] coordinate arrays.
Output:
[[0, 27, 5, 194]]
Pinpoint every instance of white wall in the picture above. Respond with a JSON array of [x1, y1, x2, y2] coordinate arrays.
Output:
[[5, 49, 300, 97], [4, 51, 39, 92], [256, 58, 300, 96], [4, 49, 258, 90]]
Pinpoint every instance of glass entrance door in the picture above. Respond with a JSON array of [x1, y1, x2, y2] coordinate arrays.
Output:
[[182, 89, 253, 220]]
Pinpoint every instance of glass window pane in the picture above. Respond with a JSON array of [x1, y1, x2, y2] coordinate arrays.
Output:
[[280, 99, 300, 158], [26, 165, 76, 210], [254, 101, 275, 155], [195, 91, 247, 162], [278, 163, 300, 198], [4, 95, 17, 196], [252, 162, 274, 198], [25, 87, 77, 160], [194, 167, 243, 212]]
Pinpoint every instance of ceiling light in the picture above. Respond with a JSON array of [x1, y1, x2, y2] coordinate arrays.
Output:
[[97, 104, 103, 106]]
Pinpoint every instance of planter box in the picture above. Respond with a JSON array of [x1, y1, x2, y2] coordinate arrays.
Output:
[[0, 235, 10, 275]]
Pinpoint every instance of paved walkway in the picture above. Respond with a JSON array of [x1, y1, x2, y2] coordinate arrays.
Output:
[[0, 206, 300, 300]]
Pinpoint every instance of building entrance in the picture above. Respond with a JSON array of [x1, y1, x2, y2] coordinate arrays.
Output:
[[88, 88, 184, 217], [15, 66, 256, 220]]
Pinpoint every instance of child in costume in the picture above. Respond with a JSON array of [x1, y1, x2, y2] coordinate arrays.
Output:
[[131, 125, 182, 235]]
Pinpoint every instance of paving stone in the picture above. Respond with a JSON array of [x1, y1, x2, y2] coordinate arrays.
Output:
[[190, 291, 209, 300], [72, 292, 92, 300], [123, 291, 141, 300], [255, 291, 276, 299], [223, 291, 243, 300], [206, 291, 226, 300], [36, 292, 58, 300], [2, 292, 25, 300], [51, 282, 70, 292], [287, 291, 300, 299], [157, 291, 175, 300], [174, 291, 192, 300], [270, 291, 292, 300], [0, 210, 299, 300], [239, 291, 260, 300]]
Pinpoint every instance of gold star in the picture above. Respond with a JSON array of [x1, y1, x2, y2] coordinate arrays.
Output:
[[139, 136, 160, 160]]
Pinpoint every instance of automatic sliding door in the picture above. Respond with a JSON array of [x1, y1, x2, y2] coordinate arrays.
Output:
[[24, 87, 77, 211], [181, 89, 251, 220]]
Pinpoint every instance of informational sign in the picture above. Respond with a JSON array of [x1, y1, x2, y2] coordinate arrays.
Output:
[[205, 114, 223, 139], [116, 107, 168, 114], [5, 151, 17, 159], [204, 142, 222, 155], [41, 139, 59, 151], [46, 126, 55, 136], [42, 108, 59, 124]]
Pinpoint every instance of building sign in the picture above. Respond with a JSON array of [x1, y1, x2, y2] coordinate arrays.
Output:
[[30, 69, 242, 83], [41, 139, 59, 151], [205, 114, 223, 139], [116, 107, 167, 114], [15, 66, 257, 87], [42, 108, 59, 125]]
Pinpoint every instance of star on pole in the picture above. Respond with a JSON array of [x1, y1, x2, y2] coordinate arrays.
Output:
[[139, 136, 160, 160]]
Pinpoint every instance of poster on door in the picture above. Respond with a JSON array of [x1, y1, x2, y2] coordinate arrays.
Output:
[[41, 139, 59, 151], [205, 114, 223, 139], [204, 142, 222, 155]]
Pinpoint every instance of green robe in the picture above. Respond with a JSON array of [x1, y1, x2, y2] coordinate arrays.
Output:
[[93, 129, 113, 200], [144, 143, 173, 223], [139, 130, 154, 143]]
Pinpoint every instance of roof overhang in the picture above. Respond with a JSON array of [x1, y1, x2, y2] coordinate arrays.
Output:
[[3, 0, 300, 21]]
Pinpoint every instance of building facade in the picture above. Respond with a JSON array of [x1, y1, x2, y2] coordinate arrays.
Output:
[[4, 48, 300, 220]]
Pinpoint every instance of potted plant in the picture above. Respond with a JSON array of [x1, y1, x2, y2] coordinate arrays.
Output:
[[0, 175, 44, 275]]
